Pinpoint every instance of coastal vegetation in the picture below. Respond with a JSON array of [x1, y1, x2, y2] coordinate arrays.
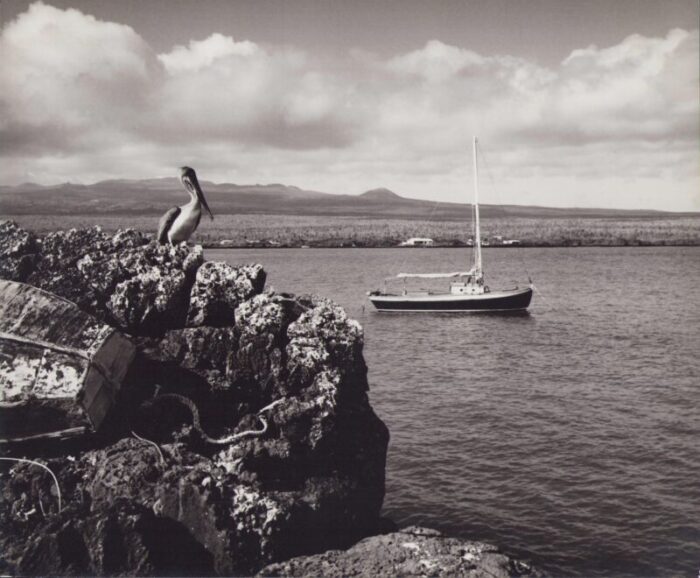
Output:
[[9, 213, 700, 248]]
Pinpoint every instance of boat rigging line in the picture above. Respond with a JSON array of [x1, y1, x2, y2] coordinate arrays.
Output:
[[388, 184, 448, 292], [478, 141, 534, 291]]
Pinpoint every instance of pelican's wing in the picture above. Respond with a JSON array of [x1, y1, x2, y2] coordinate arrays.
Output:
[[157, 206, 180, 244]]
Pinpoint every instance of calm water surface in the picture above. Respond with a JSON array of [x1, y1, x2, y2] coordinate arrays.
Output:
[[209, 247, 700, 577]]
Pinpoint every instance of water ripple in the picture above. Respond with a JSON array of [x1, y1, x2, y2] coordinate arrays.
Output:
[[209, 246, 700, 577]]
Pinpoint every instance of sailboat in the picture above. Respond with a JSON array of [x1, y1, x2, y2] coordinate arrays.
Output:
[[368, 137, 533, 312]]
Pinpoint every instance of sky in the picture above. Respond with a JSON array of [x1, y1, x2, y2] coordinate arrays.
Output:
[[0, 0, 698, 210]]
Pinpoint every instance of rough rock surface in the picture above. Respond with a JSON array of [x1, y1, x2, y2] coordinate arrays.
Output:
[[187, 261, 266, 327], [0, 220, 39, 282], [0, 223, 204, 335], [259, 526, 544, 577], [0, 222, 389, 576]]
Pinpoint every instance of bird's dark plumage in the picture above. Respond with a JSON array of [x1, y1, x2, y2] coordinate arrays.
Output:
[[157, 167, 213, 244], [157, 206, 181, 244]]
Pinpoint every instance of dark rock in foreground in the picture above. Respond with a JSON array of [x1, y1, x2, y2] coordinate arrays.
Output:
[[259, 526, 544, 577], [0, 221, 389, 575]]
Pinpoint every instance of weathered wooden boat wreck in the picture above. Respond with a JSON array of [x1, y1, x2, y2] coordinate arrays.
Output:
[[0, 280, 135, 443]]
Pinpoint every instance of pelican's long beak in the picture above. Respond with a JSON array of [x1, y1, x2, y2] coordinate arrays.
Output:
[[195, 180, 214, 221], [183, 168, 214, 220]]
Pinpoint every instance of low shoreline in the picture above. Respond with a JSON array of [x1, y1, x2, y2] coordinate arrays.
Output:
[[7, 213, 700, 250], [202, 242, 700, 249]]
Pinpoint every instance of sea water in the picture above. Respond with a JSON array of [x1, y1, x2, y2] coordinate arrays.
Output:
[[208, 246, 700, 577]]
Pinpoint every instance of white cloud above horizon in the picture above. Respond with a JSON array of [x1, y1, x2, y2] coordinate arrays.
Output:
[[0, 2, 698, 210]]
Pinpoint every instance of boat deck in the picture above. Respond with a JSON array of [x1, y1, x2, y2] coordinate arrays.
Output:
[[369, 286, 532, 312]]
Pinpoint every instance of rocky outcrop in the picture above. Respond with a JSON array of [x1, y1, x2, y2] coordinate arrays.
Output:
[[0, 222, 389, 576], [259, 526, 544, 578], [187, 261, 266, 327], [0, 223, 203, 335], [0, 220, 39, 282]]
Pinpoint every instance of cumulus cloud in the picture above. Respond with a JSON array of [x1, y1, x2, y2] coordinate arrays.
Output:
[[388, 40, 488, 82], [527, 28, 700, 143], [0, 2, 157, 153], [158, 33, 258, 73], [154, 40, 361, 150], [0, 1, 359, 159], [0, 2, 697, 209]]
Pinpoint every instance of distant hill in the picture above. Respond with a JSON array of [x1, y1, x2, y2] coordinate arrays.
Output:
[[0, 179, 694, 220], [359, 188, 403, 201]]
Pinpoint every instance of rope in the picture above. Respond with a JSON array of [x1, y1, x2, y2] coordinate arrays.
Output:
[[0, 457, 62, 513], [257, 398, 286, 414], [530, 282, 553, 309], [131, 430, 165, 466], [145, 393, 272, 446]]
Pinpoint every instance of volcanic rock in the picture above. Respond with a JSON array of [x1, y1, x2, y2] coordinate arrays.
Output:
[[258, 525, 544, 577], [0, 220, 39, 282], [0, 224, 206, 334], [187, 261, 266, 327], [0, 222, 389, 576]]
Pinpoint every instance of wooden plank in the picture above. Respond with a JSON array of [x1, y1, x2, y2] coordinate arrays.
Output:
[[0, 339, 43, 401], [0, 280, 135, 440], [0, 280, 109, 352]]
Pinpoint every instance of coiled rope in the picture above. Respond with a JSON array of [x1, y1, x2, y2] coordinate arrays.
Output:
[[144, 393, 284, 446]]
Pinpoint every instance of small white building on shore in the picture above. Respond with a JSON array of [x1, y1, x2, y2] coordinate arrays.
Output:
[[399, 237, 434, 247]]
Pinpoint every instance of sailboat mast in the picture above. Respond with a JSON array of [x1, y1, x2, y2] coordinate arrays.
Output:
[[472, 136, 483, 278]]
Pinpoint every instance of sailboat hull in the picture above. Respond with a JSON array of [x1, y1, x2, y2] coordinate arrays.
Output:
[[368, 287, 532, 312]]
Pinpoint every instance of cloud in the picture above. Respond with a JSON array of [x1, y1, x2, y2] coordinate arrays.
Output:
[[533, 28, 699, 143], [388, 40, 487, 83], [381, 29, 699, 148], [158, 33, 258, 73], [0, 2, 697, 209], [0, 1, 157, 150], [0, 2, 360, 159], [154, 40, 361, 150]]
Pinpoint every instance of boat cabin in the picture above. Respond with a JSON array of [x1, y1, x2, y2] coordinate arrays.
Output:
[[450, 276, 486, 295]]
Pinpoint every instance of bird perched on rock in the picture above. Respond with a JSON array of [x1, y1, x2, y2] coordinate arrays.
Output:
[[157, 167, 214, 244]]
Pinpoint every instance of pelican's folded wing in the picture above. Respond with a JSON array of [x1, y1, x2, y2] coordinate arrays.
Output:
[[157, 206, 180, 244]]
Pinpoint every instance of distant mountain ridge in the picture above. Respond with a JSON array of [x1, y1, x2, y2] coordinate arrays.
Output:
[[0, 179, 694, 220]]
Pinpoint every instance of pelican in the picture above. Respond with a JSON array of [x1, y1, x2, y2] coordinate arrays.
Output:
[[157, 167, 214, 244]]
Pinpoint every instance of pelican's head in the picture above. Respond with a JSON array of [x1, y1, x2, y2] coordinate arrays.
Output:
[[180, 166, 214, 220]]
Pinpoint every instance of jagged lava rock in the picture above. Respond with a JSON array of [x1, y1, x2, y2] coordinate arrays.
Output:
[[259, 526, 545, 578], [0, 223, 206, 334], [15, 499, 215, 576], [106, 242, 203, 334], [138, 325, 239, 393], [187, 261, 266, 327], [0, 222, 390, 575], [229, 292, 308, 403], [0, 220, 39, 282], [27, 227, 149, 321]]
